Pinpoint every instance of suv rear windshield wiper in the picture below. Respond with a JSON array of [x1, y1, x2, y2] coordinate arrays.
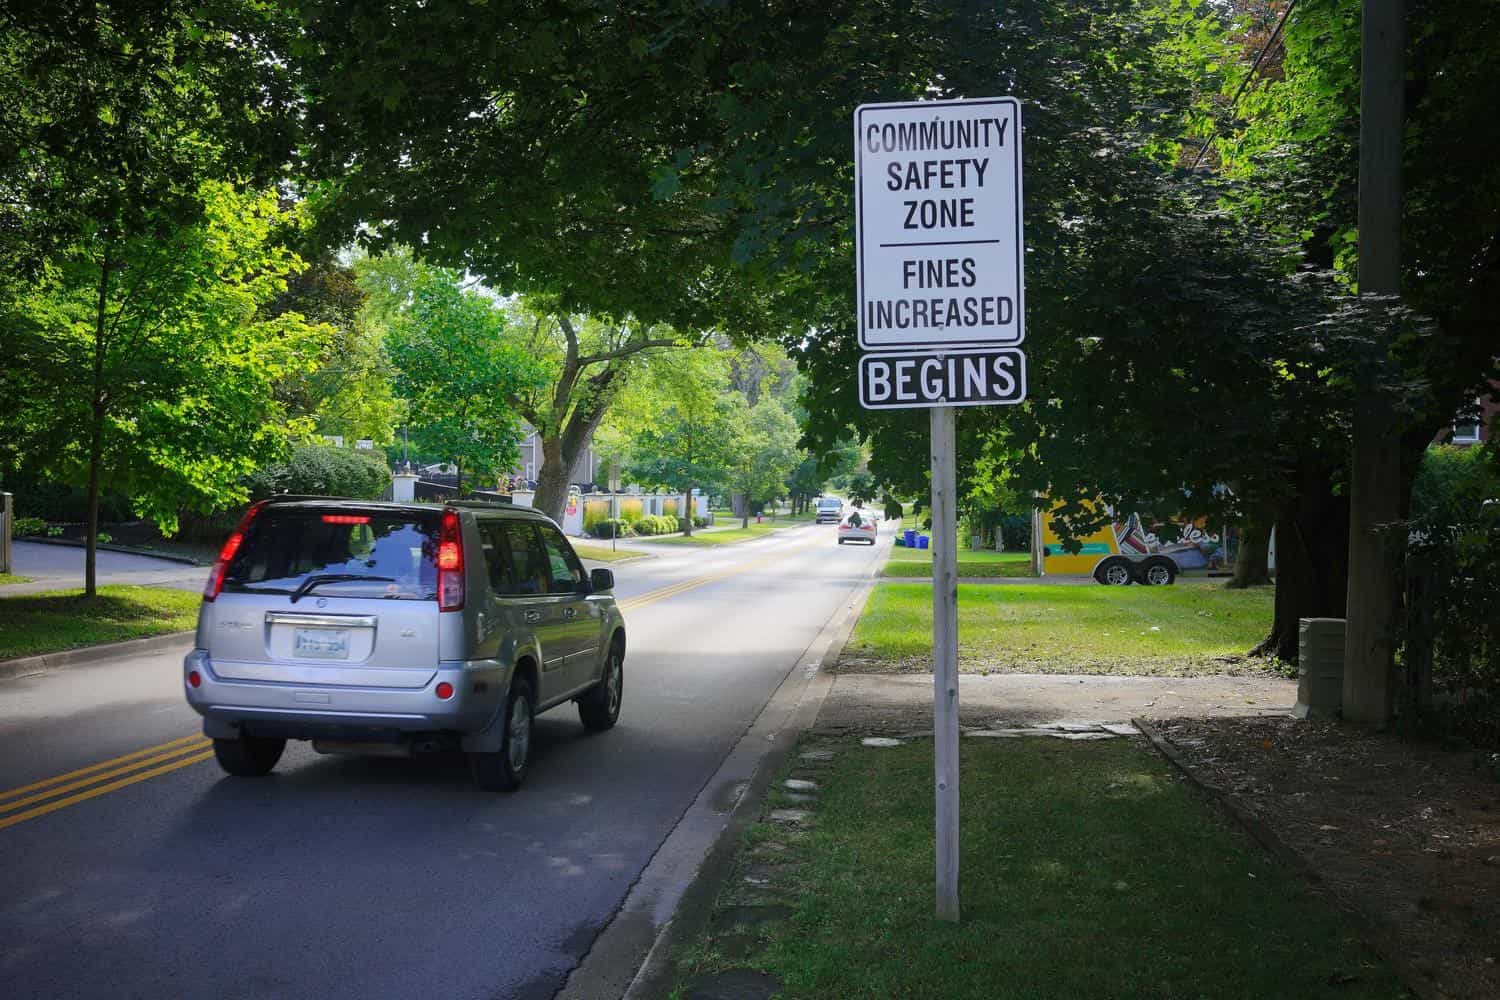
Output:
[[289, 573, 396, 603]]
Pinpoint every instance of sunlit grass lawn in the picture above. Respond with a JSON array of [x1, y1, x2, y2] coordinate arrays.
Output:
[[843, 580, 1274, 675], [882, 543, 1035, 578], [0, 573, 31, 586], [0, 586, 200, 660], [672, 737, 1402, 1000], [570, 543, 648, 562], [650, 519, 805, 546]]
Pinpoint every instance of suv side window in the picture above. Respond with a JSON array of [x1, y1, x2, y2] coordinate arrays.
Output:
[[478, 522, 514, 593], [495, 522, 549, 597], [536, 524, 586, 594]]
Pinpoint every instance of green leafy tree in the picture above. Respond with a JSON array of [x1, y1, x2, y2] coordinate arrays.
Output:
[[612, 351, 735, 536], [268, 260, 398, 446], [503, 303, 706, 522], [360, 252, 543, 493], [4, 183, 323, 594], [0, 1, 302, 592], [727, 395, 804, 528]]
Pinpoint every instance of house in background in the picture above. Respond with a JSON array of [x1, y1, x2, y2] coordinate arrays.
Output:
[[513, 428, 601, 489], [1433, 385, 1497, 447]]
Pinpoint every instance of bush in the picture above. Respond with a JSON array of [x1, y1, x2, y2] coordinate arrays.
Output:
[[247, 443, 389, 501], [630, 514, 681, 536], [588, 519, 632, 539], [1408, 443, 1500, 744], [693, 515, 711, 528], [11, 516, 46, 537]]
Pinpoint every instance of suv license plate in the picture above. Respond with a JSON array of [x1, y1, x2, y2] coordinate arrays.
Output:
[[294, 628, 350, 659]]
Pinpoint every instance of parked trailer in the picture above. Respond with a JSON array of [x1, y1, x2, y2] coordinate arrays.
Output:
[[1034, 503, 1229, 586]]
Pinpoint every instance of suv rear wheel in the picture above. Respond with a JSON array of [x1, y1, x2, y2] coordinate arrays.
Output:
[[469, 677, 534, 792], [212, 734, 286, 777]]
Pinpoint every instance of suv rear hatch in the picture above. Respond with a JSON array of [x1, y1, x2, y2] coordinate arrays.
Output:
[[203, 506, 445, 689]]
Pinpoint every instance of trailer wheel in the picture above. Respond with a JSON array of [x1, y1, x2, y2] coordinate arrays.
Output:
[[1094, 557, 1134, 586], [1140, 558, 1177, 586]]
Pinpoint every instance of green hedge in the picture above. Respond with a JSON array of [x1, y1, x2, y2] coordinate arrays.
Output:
[[632, 514, 680, 536], [247, 443, 389, 500], [1410, 443, 1500, 744]]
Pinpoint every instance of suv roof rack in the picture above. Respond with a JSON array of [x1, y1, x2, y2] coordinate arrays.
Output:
[[258, 494, 355, 505], [445, 498, 518, 510]]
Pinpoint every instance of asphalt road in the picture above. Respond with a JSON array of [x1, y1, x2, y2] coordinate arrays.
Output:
[[0, 521, 888, 999]]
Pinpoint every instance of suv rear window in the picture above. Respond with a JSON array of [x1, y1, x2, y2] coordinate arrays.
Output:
[[222, 509, 441, 601]]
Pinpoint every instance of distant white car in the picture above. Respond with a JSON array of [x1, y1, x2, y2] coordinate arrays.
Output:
[[815, 497, 844, 523], [837, 511, 877, 545]]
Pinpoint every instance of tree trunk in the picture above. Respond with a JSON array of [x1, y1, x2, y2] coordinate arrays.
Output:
[[454, 459, 463, 497], [85, 246, 113, 598], [1249, 460, 1350, 663], [533, 435, 571, 522], [84, 413, 103, 598], [684, 485, 694, 537], [1226, 516, 1272, 589]]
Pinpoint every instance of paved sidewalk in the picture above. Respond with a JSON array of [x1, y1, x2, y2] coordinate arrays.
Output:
[[816, 671, 1297, 733]]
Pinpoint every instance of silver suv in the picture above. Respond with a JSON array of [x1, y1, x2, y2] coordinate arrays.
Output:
[[183, 498, 625, 791]]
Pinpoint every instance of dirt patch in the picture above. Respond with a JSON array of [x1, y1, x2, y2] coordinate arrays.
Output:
[[816, 672, 1297, 734], [1152, 716, 1500, 1000]]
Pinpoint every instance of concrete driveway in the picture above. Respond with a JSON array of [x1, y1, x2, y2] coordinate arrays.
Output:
[[4, 541, 207, 594]]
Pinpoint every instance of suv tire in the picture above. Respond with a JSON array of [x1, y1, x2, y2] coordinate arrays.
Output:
[[578, 644, 623, 731], [213, 734, 286, 777], [469, 677, 534, 792]]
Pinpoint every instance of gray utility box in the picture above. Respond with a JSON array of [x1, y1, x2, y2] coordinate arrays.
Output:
[[1293, 617, 1346, 719]]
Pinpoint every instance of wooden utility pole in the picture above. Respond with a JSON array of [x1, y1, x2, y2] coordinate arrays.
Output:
[[1343, 0, 1405, 724], [930, 404, 960, 921]]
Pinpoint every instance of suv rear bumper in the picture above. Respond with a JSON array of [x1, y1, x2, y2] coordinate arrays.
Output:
[[183, 648, 508, 740]]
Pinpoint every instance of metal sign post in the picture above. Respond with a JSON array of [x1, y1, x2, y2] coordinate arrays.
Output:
[[854, 96, 1026, 922]]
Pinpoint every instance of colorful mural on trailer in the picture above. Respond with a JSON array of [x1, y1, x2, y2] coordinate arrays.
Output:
[[1039, 504, 1229, 577]]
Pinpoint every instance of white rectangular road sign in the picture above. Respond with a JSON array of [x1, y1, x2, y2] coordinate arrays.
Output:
[[855, 97, 1024, 351], [859, 348, 1026, 410]]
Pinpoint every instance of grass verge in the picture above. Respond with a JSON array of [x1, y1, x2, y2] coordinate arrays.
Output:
[[0, 585, 200, 660], [570, 543, 648, 563], [0, 573, 32, 586], [842, 580, 1273, 675], [650, 519, 805, 546], [671, 736, 1404, 999], [883, 544, 1035, 578]]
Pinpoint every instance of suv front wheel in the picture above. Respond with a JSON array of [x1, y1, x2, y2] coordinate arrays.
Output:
[[578, 644, 623, 731]]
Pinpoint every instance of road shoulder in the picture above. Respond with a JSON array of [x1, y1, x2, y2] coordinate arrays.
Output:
[[557, 558, 877, 1000]]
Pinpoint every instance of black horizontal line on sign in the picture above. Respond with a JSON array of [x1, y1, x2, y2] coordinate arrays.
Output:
[[878, 239, 1002, 248]]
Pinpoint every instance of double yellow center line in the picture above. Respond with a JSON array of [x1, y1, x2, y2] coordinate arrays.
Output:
[[0, 531, 824, 831], [0, 733, 213, 831], [618, 537, 820, 612]]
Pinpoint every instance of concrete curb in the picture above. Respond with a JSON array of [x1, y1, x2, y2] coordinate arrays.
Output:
[[1134, 717, 1438, 1000], [0, 631, 195, 682], [14, 536, 208, 566], [557, 557, 878, 1000]]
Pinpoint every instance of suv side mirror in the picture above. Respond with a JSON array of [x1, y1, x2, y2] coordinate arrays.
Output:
[[589, 568, 615, 593]]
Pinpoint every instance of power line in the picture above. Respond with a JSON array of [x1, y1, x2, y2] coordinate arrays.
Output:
[[1190, 0, 1300, 171]]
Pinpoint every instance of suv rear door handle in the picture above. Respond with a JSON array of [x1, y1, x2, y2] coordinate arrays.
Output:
[[524, 610, 542, 624]]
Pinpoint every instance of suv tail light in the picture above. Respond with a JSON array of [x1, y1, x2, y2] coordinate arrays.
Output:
[[438, 509, 464, 611], [203, 501, 265, 601]]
